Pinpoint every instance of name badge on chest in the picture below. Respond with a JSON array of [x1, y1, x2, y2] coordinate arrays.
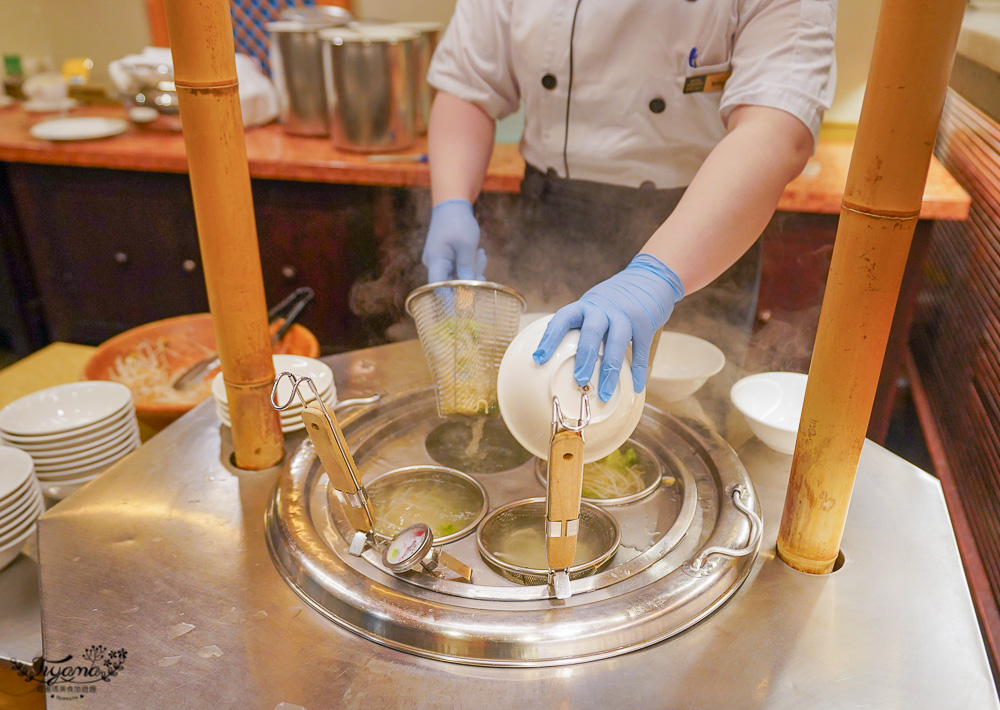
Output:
[[683, 68, 731, 94]]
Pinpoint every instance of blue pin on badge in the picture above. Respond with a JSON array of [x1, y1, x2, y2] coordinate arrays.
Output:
[[688, 47, 698, 68]]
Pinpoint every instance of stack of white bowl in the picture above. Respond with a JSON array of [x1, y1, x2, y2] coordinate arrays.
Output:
[[0, 447, 45, 571], [0, 382, 140, 500], [213, 354, 336, 435]]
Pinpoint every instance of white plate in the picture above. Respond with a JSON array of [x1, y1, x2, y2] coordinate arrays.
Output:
[[4, 416, 138, 455], [30, 116, 128, 141], [22, 422, 138, 462], [0, 382, 133, 437], [0, 476, 35, 514], [0, 479, 41, 519], [22, 97, 78, 113], [213, 355, 335, 405], [34, 433, 139, 474], [33, 461, 111, 483], [0, 525, 35, 573], [0, 405, 136, 445], [0, 447, 34, 499], [0, 495, 42, 543]]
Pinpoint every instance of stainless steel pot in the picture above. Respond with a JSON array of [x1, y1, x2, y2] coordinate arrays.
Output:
[[319, 25, 421, 152], [395, 21, 443, 135], [268, 12, 351, 137]]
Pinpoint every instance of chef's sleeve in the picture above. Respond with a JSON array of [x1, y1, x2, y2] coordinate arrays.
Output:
[[426, 0, 520, 120], [721, 0, 837, 143]]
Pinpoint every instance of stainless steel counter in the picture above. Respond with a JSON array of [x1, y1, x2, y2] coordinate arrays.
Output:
[[30, 340, 999, 708]]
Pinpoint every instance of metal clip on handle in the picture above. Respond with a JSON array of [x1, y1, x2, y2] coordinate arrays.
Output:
[[545, 389, 591, 600], [272, 372, 375, 556], [684, 485, 762, 576]]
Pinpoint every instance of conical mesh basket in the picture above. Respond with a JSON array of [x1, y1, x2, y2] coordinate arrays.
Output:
[[405, 280, 526, 417]]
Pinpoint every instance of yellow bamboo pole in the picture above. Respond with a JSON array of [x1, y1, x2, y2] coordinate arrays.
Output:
[[776, 0, 966, 574], [162, 0, 284, 469]]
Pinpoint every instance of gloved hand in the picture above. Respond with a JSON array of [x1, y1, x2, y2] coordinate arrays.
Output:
[[532, 254, 685, 402], [422, 199, 487, 283]]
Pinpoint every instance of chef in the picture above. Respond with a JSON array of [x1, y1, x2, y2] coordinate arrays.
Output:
[[421, 0, 837, 402]]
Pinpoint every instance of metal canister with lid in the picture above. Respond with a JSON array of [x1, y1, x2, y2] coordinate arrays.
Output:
[[319, 25, 421, 152], [267, 6, 351, 137], [394, 21, 444, 135]]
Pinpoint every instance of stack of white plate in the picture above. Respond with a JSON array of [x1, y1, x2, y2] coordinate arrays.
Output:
[[0, 382, 140, 500], [213, 354, 337, 435], [0, 447, 45, 571]]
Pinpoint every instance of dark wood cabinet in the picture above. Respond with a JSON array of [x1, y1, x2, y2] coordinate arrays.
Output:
[[5, 163, 381, 352]]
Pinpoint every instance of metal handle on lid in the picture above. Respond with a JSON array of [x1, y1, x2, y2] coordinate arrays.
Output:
[[684, 485, 762, 576], [272, 372, 374, 536]]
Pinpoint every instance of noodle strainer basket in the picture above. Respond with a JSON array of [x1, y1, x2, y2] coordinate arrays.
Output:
[[405, 280, 526, 417], [476, 498, 621, 585]]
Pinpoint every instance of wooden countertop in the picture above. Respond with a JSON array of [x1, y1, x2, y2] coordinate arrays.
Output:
[[0, 104, 970, 220]]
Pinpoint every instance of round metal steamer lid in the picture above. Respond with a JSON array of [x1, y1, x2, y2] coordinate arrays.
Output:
[[266, 388, 761, 666]]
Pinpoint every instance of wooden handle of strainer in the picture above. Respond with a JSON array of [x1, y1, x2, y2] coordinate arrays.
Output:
[[546, 429, 585, 571], [301, 403, 372, 534]]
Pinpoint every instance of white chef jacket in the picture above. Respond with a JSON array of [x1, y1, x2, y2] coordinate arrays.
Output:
[[428, 0, 837, 189]]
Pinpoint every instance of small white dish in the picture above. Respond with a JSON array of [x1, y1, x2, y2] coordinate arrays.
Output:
[[22, 97, 78, 113], [0, 405, 136, 445], [648, 332, 726, 402], [0, 446, 34, 499], [24, 423, 138, 462], [0, 476, 35, 515], [29, 115, 127, 141], [497, 315, 645, 463], [0, 525, 35, 572], [213, 355, 335, 406], [32, 461, 111, 483], [34, 432, 139, 474], [0, 478, 40, 518], [0, 495, 42, 541], [0, 381, 133, 437], [6, 417, 138, 455], [730, 372, 808, 455]]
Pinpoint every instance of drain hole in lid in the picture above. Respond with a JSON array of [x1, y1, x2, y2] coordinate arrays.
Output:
[[425, 416, 532, 474]]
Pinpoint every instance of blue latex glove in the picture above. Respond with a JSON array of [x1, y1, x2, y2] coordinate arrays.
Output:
[[422, 199, 487, 283], [533, 254, 685, 402]]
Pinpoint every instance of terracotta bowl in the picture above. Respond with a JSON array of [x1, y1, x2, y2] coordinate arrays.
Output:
[[82, 313, 320, 431]]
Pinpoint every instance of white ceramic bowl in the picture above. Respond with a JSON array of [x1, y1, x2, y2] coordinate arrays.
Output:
[[0, 446, 34, 499], [730, 372, 808, 454], [5, 414, 137, 454], [35, 435, 142, 479], [33, 461, 111, 483], [0, 524, 36, 572], [519, 312, 553, 332], [647, 332, 726, 402], [497, 315, 645, 463], [24, 422, 138, 462], [213, 355, 335, 406], [0, 381, 133, 437], [0, 477, 35, 515], [0, 405, 136, 445], [0, 495, 42, 540]]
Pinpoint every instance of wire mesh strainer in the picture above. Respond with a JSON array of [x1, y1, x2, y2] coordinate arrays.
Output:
[[476, 498, 621, 585], [405, 280, 526, 417]]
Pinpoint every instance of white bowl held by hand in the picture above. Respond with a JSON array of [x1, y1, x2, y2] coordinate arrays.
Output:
[[648, 332, 726, 402], [730, 372, 808, 454], [497, 316, 645, 463]]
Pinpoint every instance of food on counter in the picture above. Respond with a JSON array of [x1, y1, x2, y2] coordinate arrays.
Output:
[[581, 447, 647, 499], [368, 473, 483, 540], [108, 338, 213, 404]]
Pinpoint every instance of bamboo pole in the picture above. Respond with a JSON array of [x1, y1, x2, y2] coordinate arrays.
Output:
[[162, 0, 284, 469], [776, 0, 966, 574]]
